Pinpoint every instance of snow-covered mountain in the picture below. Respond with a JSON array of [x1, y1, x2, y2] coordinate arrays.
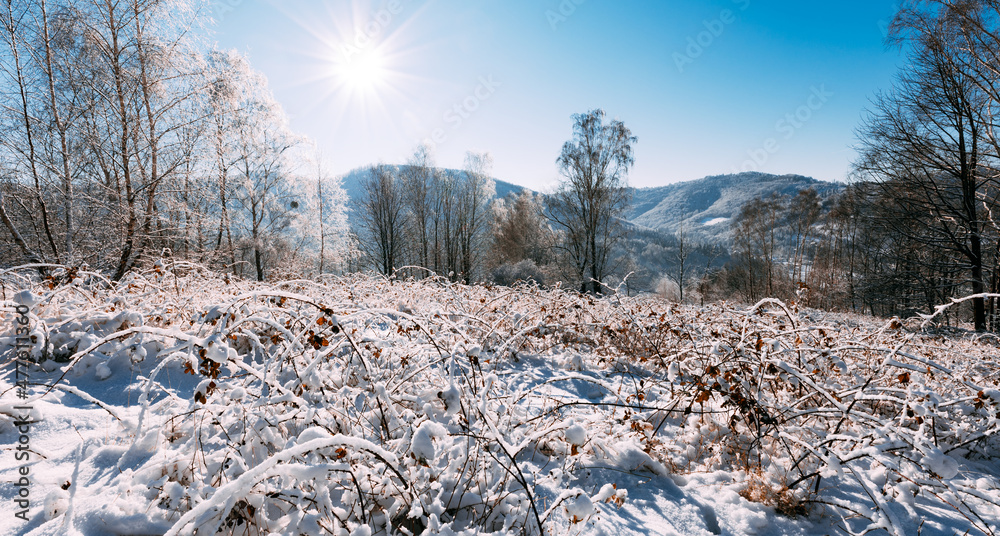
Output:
[[627, 172, 844, 241], [339, 168, 844, 243]]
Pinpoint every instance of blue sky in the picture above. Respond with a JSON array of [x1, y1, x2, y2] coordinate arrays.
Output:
[[210, 0, 905, 190]]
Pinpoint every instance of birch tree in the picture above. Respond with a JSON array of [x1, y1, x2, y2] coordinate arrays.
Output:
[[549, 109, 636, 294]]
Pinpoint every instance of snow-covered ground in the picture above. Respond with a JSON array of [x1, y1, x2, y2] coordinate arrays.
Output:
[[1, 264, 999, 536]]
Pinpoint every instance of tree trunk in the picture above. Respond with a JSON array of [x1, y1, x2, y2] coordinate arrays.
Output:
[[40, 0, 74, 261], [0, 192, 43, 266], [4, 2, 59, 261]]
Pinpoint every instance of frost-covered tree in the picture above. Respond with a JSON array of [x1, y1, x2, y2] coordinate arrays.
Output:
[[200, 49, 324, 281], [81, 0, 207, 279], [549, 109, 636, 294], [280, 150, 352, 276], [231, 100, 301, 281], [491, 189, 554, 269], [358, 164, 406, 276], [1, 0, 126, 266], [855, 7, 1000, 331], [311, 156, 351, 275], [456, 151, 496, 283], [0, 1, 350, 281], [0, 0, 211, 275]]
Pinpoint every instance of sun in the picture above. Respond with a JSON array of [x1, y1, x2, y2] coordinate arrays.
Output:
[[335, 49, 388, 94], [261, 0, 427, 131]]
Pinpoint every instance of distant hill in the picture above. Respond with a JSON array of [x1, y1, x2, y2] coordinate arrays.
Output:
[[628, 172, 844, 241], [339, 167, 844, 244], [337, 167, 845, 292]]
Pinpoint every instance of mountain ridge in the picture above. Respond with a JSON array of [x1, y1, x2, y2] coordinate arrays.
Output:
[[626, 172, 844, 241], [337, 167, 845, 242]]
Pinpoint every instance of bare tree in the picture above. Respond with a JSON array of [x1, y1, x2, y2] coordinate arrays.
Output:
[[805, 183, 871, 312], [358, 164, 406, 276], [670, 225, 691, 303], [68, 0, 206, 279], [0, 0, 205, 272], [401, 145, 435, 273], [0, 189, 42, 264], [731, 194, 784, 301], [787, 188, 822, 284], [549, 109, 636, 294], [855, 10, 998, 331], [1, 0, 60, 262], [316, 157, 327, 274], [457, 151, 495, 283], [696, 242, 724, 306], [36, 0, 85, 261]]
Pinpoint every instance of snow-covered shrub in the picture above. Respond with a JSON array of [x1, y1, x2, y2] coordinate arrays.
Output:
[[491, 259, 545, 287], [654, 275, 680, 302], [598, 296, 1000, 535], [3, 261, 1000, 536]]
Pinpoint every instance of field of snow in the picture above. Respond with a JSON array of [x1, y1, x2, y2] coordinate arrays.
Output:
[[2, 263, 1000, 536]]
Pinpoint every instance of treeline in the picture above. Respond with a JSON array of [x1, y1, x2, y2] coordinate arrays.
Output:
[[0, 0, 350, 281], [354, 148, 496, 283], [356, 109, 637, 292], [708, 179, 998, 332], [852, 1, 1000, 332], [684, 3, 998, 332], [713, 189, 834, 306]]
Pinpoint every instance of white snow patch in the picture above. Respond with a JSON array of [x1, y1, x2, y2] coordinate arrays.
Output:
[[14, 289, 36, 307], [438, 384, 461, 415], [43, 488, 70, 521], [565, 422, 587, 447], [565, 492, 594, 520], [922, 448, 960, 479], [95, 362, 113, 380], [411, 421, 448, 462], [297, 426, 331, 444]]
